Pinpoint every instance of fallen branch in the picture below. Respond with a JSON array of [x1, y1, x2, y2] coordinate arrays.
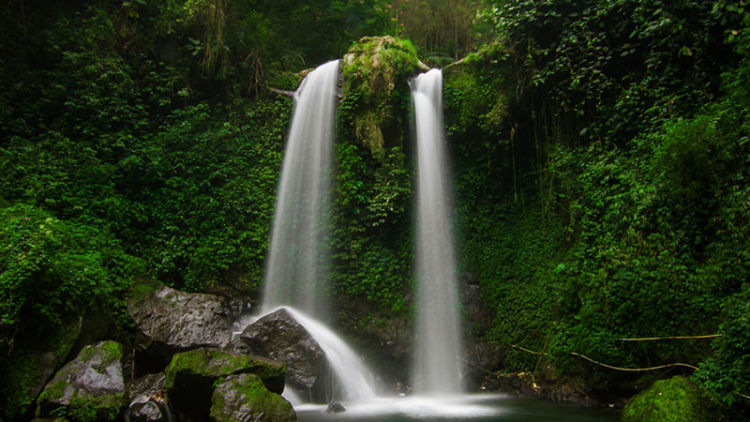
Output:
[[511, 343, 547, 356], [738, 392, 750, 400], [266, 86, 295, 98], [617, 334, 720, 342]]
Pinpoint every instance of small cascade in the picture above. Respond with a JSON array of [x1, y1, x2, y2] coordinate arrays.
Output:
[[261, 59, 340, 320], [282, 307, 378, 402], [410, 68, 465, 395]]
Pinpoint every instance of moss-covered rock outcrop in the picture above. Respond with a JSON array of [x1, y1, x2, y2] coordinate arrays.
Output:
[[210, 373, 296, 422], [622, 376, 722, 422], [164, 348, 286, 420], [37, 340, 126, 422], [341, 36, 423, 160]]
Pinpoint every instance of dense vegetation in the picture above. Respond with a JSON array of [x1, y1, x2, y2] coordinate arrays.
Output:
[[0, 0, 748, 420]]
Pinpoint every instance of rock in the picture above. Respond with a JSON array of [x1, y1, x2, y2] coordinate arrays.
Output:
[[164, 348, 286, 420], [622, 376, 721, 422], [37, 340, 126, 421], [240, 308, 325, 390], [210, 373, 297, 422], [326, 402, 346, 413], [481, 371, 598, 407], [1, 318, 81, 422], [127, 279, 234, 359], [125, 373, 171, 422]]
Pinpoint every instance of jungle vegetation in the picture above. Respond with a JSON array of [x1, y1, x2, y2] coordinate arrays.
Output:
[[0, 0, 748, 420]]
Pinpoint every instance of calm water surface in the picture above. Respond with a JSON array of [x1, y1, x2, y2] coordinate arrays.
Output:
[[295, 394, 620, 422]]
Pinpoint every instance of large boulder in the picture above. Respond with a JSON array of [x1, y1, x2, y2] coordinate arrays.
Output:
[[164, 348, 286, 420], [37, 340, 126, 421], [622, 376, 721, 422], [127, 279, 234, 360], [239, 308, 325, 390], [210, 373, 297, 422]]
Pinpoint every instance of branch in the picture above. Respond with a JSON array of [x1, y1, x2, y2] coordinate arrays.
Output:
[[266, 86, 295, 98], [509, 343, 698, 372], [617, 334, 720, 342], [570, 352, 698, 372]]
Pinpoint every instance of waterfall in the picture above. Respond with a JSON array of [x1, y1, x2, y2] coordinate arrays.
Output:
[[410, 69, 465, 395], [261, 59, 339, 319], [256, 59, 380, 404]]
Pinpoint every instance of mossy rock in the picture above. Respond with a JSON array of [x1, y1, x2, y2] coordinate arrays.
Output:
[[622, 376, 723, 422], [37, 340, 126, 422], [341, 36, 422, 159], [210, 373, 296, 422], [164, 348, 286, 420]]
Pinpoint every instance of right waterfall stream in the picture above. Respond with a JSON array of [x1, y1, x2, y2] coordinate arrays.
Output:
[[410, 68, 465, 395]]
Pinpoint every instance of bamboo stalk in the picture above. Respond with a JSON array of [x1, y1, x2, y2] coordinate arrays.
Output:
[[617, 334, 720, 341]]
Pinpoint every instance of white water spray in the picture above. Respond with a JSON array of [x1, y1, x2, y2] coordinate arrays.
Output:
[[261, 59, 339, 319], [411, 68, 465, 395]]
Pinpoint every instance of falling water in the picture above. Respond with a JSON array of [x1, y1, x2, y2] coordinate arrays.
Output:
[[281, 306, 379, 402], [410, 69, 464, 395], [261, 59, 340, 319]]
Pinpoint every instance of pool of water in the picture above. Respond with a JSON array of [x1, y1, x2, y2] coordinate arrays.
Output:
[[295, 394, 620, 422]]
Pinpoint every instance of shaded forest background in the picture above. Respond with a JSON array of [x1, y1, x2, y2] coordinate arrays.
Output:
[[0, 0, 748, 420]]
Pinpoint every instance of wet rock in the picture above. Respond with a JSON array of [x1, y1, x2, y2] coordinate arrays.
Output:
[[481, 371, 598, 407], [210, 373, 297, 422], [326, 402, 346, 413], [165, 348, 286, 420], [127, 280, 234, 358], [126, 373, 170, 422], [240, 308, 325, 390], [37, 340, 126, 420]]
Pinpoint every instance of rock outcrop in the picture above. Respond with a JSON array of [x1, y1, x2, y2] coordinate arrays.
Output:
[[37, 340, 126, 421], [127, 280, 234, 359], [240, 308, 325, 390], [210, 373, 297, 422]]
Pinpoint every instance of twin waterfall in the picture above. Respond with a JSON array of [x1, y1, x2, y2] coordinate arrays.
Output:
[[259, 60, 464, 403]]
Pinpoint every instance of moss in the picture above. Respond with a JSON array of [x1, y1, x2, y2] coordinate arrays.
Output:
[[341, 36, 421, 159], [210, 374, 295, 422], [165, 348, 286, 389], [622, 376, 723, 422]]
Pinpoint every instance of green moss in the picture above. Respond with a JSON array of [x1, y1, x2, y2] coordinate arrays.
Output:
[[210, 374, 295, 422], [622, 376, 723, 422], [165, 348, 286, 389], [341, 36, 421, 159]]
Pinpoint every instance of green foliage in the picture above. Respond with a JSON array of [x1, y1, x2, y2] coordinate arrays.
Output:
[[330, 37, 419, 313], [0, 204, 139, 350], [483, 0, 742, 146], [694, 288, 750, 408]]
